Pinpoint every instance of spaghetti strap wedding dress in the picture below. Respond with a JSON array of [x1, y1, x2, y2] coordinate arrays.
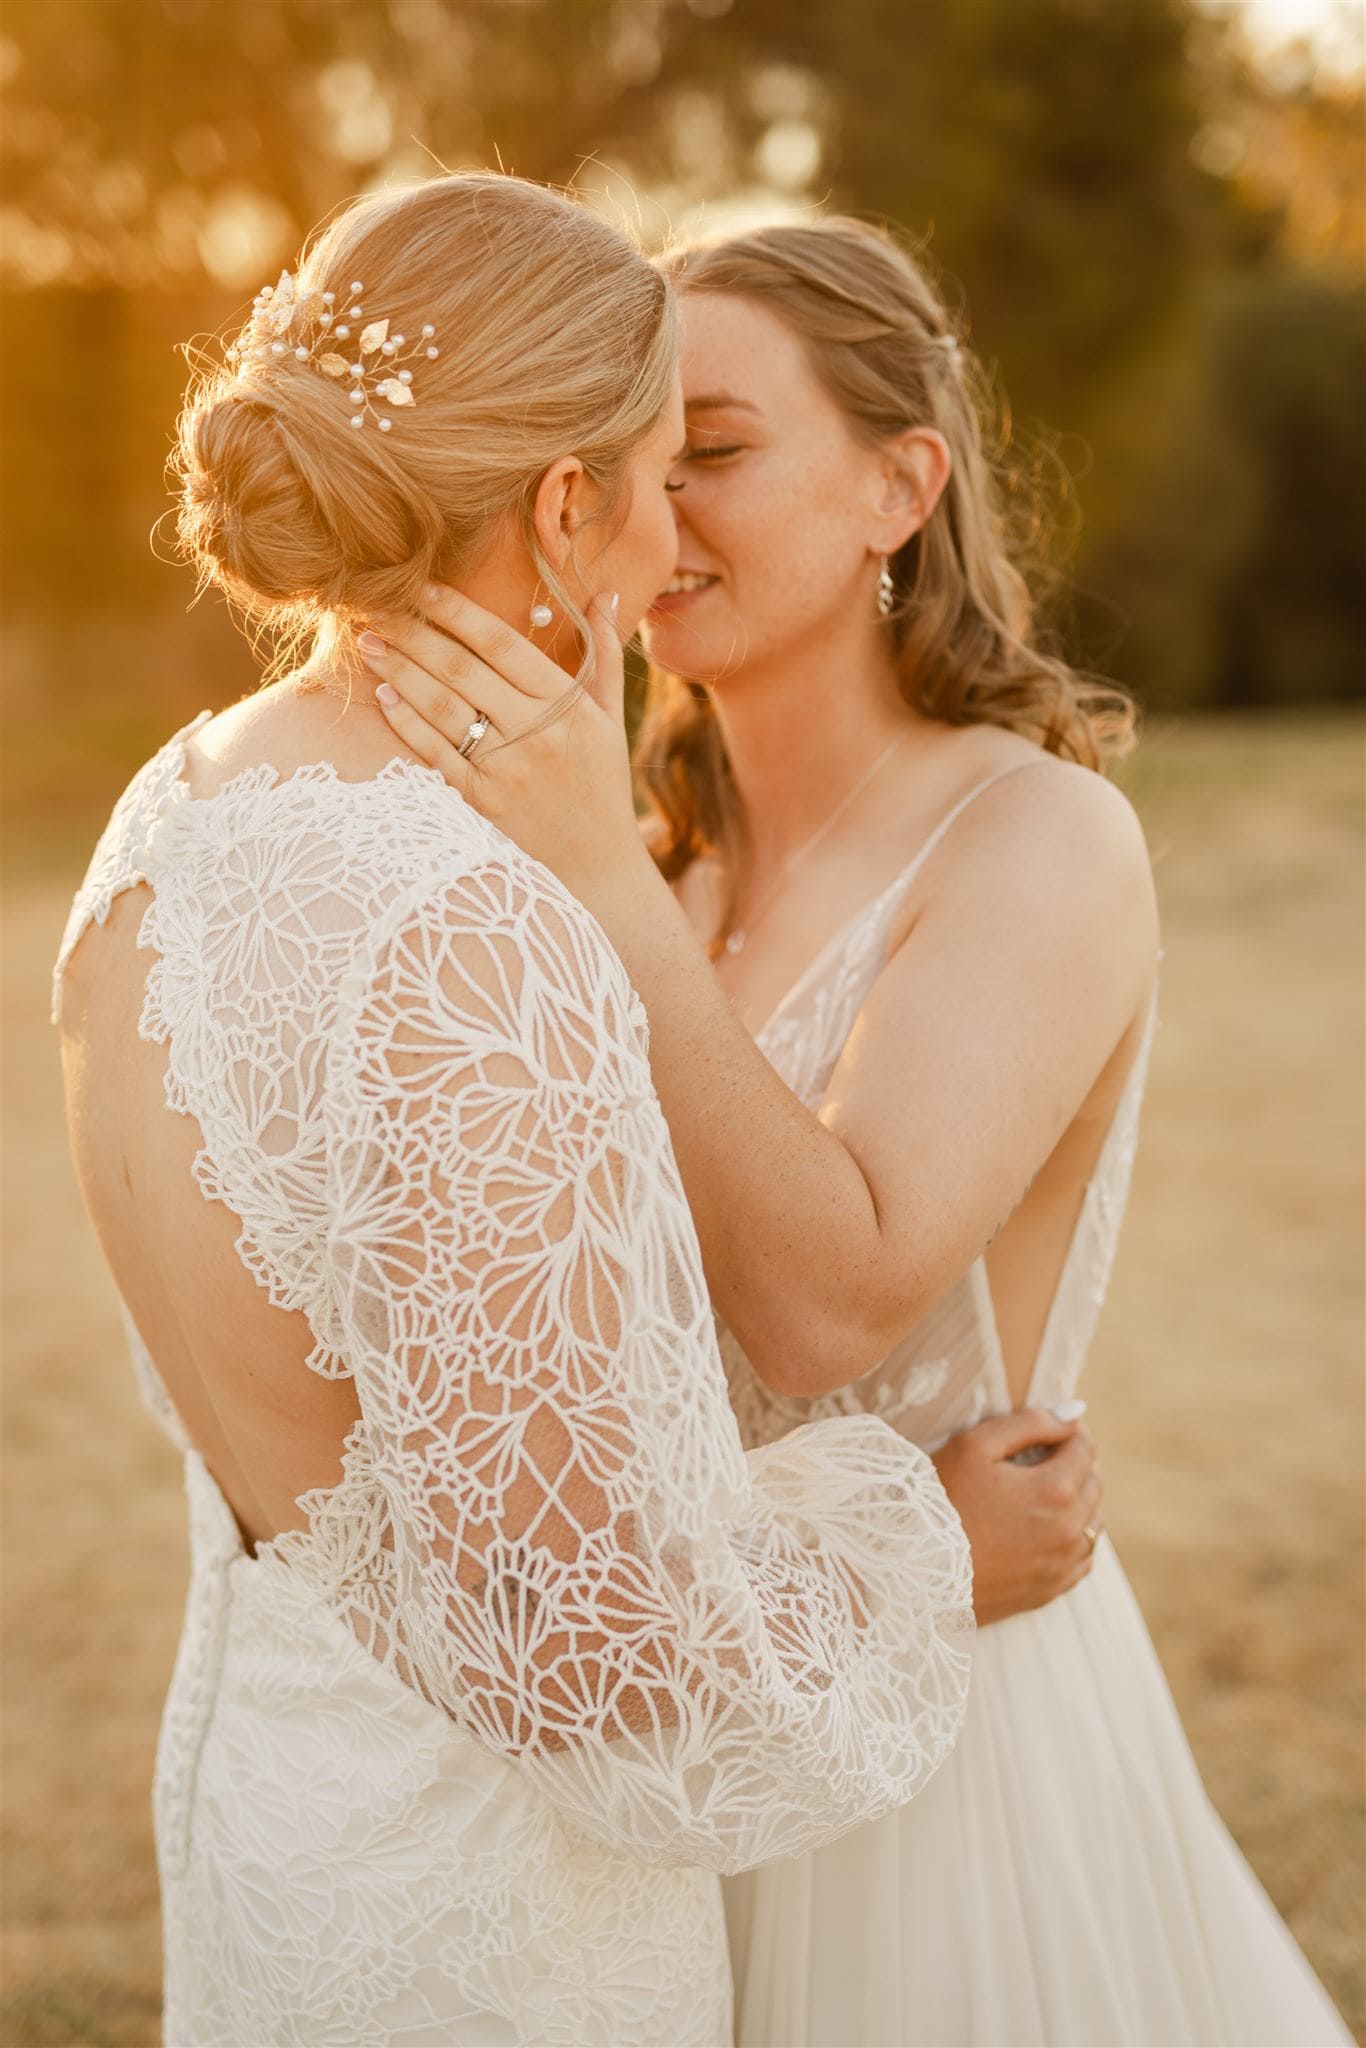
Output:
[[720, 764, 1350, 2047], [52, 714, 975, 2048]]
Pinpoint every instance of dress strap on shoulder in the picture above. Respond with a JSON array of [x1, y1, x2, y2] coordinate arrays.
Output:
[[897, 757, 1045, 894], [919, 758, 1046, 866]]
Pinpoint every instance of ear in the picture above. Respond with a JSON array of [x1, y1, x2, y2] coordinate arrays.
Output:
[[530, 455, 590, 572], [872, 427, 952, 555]]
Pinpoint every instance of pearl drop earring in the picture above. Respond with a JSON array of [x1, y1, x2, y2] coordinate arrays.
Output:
[[529, 600, 554, 630], [876, 555, 896, 618]]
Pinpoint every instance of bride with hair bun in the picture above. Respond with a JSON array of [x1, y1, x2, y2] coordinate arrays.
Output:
[[53, 170, 1098, 2047]]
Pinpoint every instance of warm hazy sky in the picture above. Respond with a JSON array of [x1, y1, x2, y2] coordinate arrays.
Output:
[[1201, 0, 1366, 76]]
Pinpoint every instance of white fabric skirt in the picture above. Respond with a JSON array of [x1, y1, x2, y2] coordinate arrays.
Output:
[[724, 1537, 1350, 2047]]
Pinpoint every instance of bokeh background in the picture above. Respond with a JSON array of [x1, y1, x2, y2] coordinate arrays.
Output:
[[3, 2, 1363, 2043]]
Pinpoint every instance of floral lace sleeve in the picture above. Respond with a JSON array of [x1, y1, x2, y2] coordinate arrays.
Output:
[[324, 862, 974, 1873]]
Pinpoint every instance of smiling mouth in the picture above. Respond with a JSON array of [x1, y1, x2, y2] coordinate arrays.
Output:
[[660, 571, 719, 597]]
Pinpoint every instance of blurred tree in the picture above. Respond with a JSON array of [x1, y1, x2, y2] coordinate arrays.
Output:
[[1, 0, 665, 289], [647, 0, 1219, 428], [1063, 262, 1365, 712], [1, 0, 1360, 818], [1207, 267, 1365, 707]]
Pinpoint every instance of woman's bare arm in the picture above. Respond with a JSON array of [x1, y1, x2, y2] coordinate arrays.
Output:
[[365, 588, 1160, 1398], [576, 761, 1158, 1394]]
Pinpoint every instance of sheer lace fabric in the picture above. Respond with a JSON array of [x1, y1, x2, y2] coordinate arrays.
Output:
[[54, 716, 973, 2047]]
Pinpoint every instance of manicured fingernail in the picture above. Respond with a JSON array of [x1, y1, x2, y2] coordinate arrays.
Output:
[[424, 582, 443, 605], [609, 591, 619, 614], [358, 630, 388, 656], [375, 682, 398, 707], [1051, 1399, 1087, 1422]]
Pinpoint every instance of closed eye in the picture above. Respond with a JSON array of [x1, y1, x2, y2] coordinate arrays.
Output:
[[665, 444, 743, 492]]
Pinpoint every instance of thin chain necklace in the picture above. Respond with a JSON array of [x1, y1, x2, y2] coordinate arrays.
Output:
[[723, 726, 911, 956]]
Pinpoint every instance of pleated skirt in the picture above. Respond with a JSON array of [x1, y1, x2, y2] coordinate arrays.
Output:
[[724, 1538, 1350, 2047]]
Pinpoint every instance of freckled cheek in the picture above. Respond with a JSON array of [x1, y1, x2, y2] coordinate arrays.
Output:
[[717, 478, 821, 611]]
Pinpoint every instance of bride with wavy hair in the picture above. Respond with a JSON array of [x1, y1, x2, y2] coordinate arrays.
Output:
[[373, 212, 1350, 2047], [54, 172, 1097, 2047]]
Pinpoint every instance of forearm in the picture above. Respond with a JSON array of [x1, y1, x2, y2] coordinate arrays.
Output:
[[586, 853, 904, 1387]]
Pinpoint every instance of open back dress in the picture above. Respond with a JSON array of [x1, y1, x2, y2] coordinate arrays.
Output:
[[52, 713, 977, 2048]]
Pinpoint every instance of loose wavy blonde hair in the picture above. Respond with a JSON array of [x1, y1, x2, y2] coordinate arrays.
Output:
[[636, 217, 1135, 910], [173, 171, 678, 689]]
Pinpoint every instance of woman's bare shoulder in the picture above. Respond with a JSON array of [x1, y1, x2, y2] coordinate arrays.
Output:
[[186, 680, 417, 798], [893, 741, 1157, 970], [933, 738, 1152, 889]]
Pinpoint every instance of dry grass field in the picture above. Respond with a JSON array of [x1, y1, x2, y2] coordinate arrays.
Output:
[[3, 707, 1362, 2048]]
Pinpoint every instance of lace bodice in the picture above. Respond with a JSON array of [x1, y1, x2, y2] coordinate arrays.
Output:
[[54, 715, 974, 1895], [719, 765, 1160, 1456]]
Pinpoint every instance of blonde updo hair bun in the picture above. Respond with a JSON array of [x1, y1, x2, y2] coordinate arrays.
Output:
[[173, 172, 678, 676], [179, 383, 445, 615]]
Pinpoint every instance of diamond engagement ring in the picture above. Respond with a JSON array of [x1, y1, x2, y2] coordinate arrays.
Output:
[[1083, 1523, 1101, 1556], [457, 712, 490, 759]]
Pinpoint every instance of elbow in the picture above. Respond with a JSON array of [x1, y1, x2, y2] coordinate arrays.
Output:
[[746, 1286, 930, 1400], [753, 1345, 865, 1400]]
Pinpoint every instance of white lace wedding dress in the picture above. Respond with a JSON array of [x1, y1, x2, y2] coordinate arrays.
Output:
[[719, 768, 1350, 2047], [52, 714, 977, 2048]]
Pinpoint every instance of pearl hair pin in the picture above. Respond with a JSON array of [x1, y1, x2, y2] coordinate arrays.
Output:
[[225, 268, 440, 431]]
